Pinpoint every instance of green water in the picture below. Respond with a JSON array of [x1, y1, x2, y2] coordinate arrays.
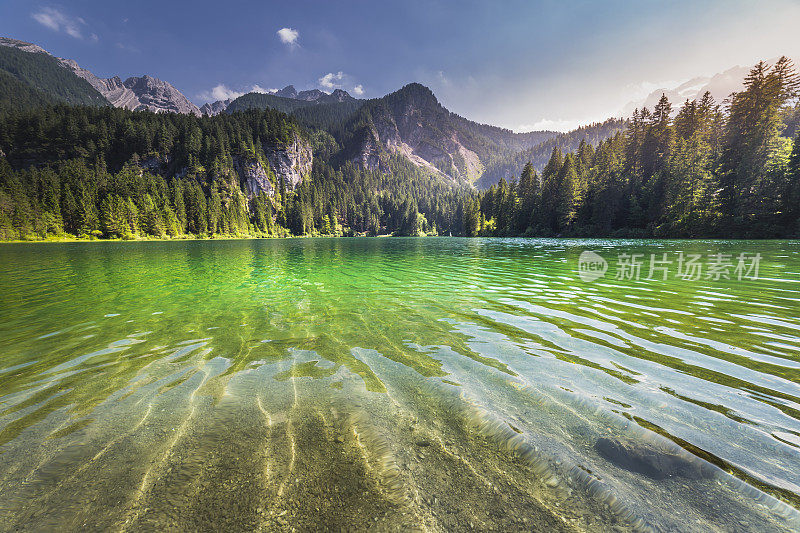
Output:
[[0, 238, 799, 531]]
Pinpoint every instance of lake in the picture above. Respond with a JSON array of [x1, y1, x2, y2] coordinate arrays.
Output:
[[0, 238, 799, 531]]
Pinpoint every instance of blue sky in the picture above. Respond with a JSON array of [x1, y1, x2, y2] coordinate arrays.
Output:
[[2, 0, 799, 131]]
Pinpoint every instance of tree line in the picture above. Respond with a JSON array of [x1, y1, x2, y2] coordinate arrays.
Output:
[[466, 58, 800, 238]]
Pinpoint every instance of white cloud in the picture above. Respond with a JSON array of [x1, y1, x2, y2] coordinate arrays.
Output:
[[352, 84, 364, 96], [198, 84, 244, 102], [32, 8, 88, 40], [251, 84, 276, 94], [319, 71, 345, 90], [198, 84, 281, 102], [277, 27, 299, 47]]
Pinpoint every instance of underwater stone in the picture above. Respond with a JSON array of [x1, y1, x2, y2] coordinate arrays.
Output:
[[595, 437, 710, 480]]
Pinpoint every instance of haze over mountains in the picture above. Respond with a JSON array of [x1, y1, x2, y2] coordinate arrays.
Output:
[[620, 58, 793, 117]]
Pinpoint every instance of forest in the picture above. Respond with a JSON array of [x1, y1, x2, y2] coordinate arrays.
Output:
[[468, 58, 800, 238], [0, 57, 798, 240], [0, 103, 465, 239]]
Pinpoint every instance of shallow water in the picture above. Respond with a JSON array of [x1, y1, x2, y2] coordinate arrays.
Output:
[[0, 237, 799, 531]]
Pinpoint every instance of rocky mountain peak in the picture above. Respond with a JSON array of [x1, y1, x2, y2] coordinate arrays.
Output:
[[391, 83, 440, 108], [1, 36, 201, 116], [275, 85, 298, 98], [116, 75, 201, 115], [296, 89, 326, 101], [200, 99, 233, 116], [330, 89, 353, 102]]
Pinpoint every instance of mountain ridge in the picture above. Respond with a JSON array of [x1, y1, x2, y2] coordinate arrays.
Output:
[[0, 36, 201, 116], [335, 83, 558, 183], [0, 35, 622, 190]]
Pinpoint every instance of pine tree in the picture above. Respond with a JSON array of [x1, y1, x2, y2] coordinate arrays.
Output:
[[718, 57, 800, 226]]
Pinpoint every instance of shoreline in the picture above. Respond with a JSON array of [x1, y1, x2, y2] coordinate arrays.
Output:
[[2, 235, 799, 244]]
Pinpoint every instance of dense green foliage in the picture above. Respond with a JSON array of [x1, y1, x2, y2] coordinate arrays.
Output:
[[0, 103, 465, 240], [0, 69, 55, 114], [0, 104, 301, 170], [0, 46, 108, 111], [466, 58, 800, 238], [476, 119, 627, 188], [226, 92, 319, 114], [225, 93, 365, 139], [290, 99, 365, 132]]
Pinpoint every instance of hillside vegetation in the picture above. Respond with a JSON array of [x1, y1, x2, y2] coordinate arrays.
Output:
[[0, 46, 108, 111]]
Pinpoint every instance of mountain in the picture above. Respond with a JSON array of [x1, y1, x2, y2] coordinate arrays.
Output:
[[274, 85, 355, 103], [274, 85, 298, 98], [59, 65, 202, 116], [226, 87, 357, 115], [476, 118, 626, 188], [0, 37, 200, 116], [0, 68, 56, 113], [226, 93, 320, 114], [200, 99, 232, 116], [0, 39, 109, 110], [0, 37, 49, 55], [297, 88, 326, 101], [335, 83, 557, 183]]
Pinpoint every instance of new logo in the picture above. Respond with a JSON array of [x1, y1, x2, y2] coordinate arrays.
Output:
[[578, 251, 608, 282]]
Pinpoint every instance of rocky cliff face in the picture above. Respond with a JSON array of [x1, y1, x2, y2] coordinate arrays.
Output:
[[119, 75, 201, 115], [329, 89, 353, 102], [296, 89, 326, 101], [232, 132, 312, 197], [264, 134, 313, 190], [64, 67, 201, 115], [0, 37, 49, 54], [271, 85, 354, 104], [274, 85, 298, 99], [234, 158, 275, 197], [343, 83, 483, 182]]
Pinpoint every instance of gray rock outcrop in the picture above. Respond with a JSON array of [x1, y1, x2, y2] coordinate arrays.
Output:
[[264, 134, 313, 190], [232, 133, 312, 197], [200, 99, 232, 116], [234, 158, 275, 198]]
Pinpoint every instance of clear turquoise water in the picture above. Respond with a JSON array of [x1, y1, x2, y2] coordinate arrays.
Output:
[[0, 238, 799, 531]]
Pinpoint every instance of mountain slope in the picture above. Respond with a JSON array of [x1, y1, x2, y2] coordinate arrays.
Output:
[[58, 57, 201, 115], [476, 118, 627, 188], [226, 93, 320, 114], [0, 37, 200, 116], [336, 83, 557, 183], [226, 88, 357, 115], [0, 69, 56, 114], [0, 44, 108, 108]]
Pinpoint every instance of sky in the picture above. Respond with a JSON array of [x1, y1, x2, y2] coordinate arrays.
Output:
[[1, 0, 799, 132]]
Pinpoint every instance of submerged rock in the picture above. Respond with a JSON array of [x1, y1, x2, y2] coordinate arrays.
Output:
[[595, 437, 711, 480]]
